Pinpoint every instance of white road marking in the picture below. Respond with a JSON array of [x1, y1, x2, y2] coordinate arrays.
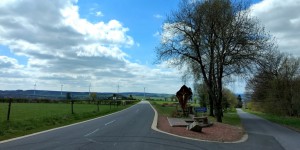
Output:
[[105, 120, 116, 126], [84, 128, 99, 137], [86, 138, 97, 143]]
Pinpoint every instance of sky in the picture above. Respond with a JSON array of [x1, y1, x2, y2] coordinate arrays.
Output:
[[0, 0, 299, 94]]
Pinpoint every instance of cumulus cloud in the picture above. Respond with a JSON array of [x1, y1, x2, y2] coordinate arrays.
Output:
[[0, 0, 130, 90], [0, 56, 23, 69], [160, 22, 192, 45], [0, 0, 182, 93], [0, 55, 30, 80], [250, 0, 300, 56], [160, 23, 178, 43]]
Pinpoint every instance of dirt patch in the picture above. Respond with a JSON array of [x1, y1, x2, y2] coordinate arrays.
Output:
[[157, 115, 245, 142]]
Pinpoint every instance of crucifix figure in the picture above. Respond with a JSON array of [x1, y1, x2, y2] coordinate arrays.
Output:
[[176, 85, 193, 116]]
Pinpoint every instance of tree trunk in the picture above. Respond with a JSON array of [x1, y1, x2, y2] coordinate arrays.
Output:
[[210, 96, 223, 122], [215, 104, 222, 122], [215, 62, 224, 122], [209, 95, 214, 116]]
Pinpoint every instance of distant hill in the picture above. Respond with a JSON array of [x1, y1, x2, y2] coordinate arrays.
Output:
[[0, 90, 173, 100]]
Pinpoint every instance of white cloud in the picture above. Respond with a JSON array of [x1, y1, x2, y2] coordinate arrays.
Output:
[[250, 0, 300, 56], [136, 42, 140, 47], [0, 0, 182, 94], [222, 0, 300, 94], [95, 11, 104, 17], [0, 56, 23, 69], [160, 22, 189, 44], [153, 31, 160, 37], [154, 14, 163, 19], [75, 44, 127, 59]]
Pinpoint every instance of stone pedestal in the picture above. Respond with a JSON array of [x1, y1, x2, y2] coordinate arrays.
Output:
[[187, 122, 203, 132]]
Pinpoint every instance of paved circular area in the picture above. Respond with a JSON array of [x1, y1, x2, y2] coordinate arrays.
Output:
[[157, 115, 245, 142]]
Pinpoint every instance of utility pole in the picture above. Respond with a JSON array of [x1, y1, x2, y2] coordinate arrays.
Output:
[[34, 82, 36, 95], [89, 83, 91, 96], [144, 87, 146, 100], [117, 83, 120, 94], [61, 84, 63, 96]]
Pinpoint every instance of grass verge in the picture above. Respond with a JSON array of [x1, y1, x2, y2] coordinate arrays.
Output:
[[221, 109, 242, 127], [0, 101, 139, 141], [243, 109, 300, 131], [150, 101, 177, 116]]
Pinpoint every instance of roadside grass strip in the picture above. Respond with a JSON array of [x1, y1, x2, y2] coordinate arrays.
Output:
[[244, 109, 300, 131], [0, 101, 139, 141]]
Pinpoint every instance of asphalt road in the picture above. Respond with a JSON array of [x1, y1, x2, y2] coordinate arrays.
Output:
[[0, 101, 298, 150], [237, 108, 300, 150]]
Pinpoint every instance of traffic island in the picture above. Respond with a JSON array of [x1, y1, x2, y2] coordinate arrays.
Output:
[[158, 115, 245, 142]]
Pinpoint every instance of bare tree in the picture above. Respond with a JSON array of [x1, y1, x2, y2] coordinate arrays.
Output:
[[90, 92, 97, 104], [247, 53, 300, 116], [156, 0, 275, 122]]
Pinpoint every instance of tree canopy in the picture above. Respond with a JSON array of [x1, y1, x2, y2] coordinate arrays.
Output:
[[156, 0, 275, 122], [246, 53, 300, 116]]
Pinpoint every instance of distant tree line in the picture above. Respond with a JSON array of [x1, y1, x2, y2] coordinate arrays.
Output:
[[0, 98, 62, 103], [0, 95, 137, 104], [246, 51, 300, 117]]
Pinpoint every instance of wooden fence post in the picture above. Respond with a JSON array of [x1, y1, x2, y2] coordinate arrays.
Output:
[[71, 100, 74, 114], [110, 101, 112, 111], [7, 98, 12, 121]]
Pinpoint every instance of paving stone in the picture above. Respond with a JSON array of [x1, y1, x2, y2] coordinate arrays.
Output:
[[167, 117, 189, 127]]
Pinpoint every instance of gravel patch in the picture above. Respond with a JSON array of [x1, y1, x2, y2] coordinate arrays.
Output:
[[157, 115, 245, 142]]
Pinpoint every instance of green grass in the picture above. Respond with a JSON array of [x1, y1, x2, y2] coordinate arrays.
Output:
[[244, 109, 300, 131], [0, 101, 138, 141], [150, 101, 177, 116], [150, 100, 241, 127], [204, 109, 242, 127], [222, 109, 242, 126]]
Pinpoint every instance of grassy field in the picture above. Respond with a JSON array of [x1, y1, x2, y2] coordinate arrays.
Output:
[[150, 101, 178, 116], [243, 109, 300, 131], [150, 100, 241, 126], [0, 101, 138, 141]]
